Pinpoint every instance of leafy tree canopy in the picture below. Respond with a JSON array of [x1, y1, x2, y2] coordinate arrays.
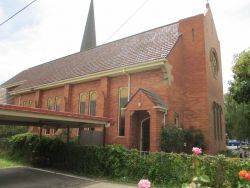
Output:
[[229, 49, 250, 103], [224, 93, 250, 140]]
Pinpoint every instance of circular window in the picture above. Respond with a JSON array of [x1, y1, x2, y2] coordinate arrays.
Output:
[[210, 48, 219, 78]]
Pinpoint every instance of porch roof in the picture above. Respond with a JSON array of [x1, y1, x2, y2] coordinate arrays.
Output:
[[124, 88, 167, 109], [0, 104, 111, 128]]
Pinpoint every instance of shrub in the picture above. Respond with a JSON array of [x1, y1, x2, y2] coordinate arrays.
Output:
[[0, 125, 28, 138], [184, 129, 206, 153], [8, 133, 40, 159], [7, 133, 250, 187], [161, 125, 206, 154], [103, 144, 127, 177], [161, 125, 185, 153]]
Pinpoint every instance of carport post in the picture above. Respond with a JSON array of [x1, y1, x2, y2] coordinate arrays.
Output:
[[39, 125, 42, 139], [103, 125, 106, 147], [67, 125, 70, 144], [78, 127, 82, 145]]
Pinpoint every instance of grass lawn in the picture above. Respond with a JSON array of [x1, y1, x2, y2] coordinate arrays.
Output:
[[0, 151, 24, 168]]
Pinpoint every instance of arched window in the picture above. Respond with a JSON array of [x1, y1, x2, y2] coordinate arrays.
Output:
[[213, 102, 217, 140], [79, 93, 87, 114], [89, 91, 97, 116], [219, 106, 223, 140], [47, 97, 53, 110], [28, 100, 32, 107], [55, 96, 60, 111], [23, 101, 28, 107], [213, 102, 223, 140], [118, 87, 128, 136]]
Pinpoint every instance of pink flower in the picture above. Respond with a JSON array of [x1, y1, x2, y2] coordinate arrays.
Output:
[[138, 179, 151, 188], [192, 147, 202, 155]]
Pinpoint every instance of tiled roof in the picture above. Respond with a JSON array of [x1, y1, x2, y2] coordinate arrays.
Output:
[[139, 88, 167, 108], [124, 88, 167, 108], [1, 22, 180, 92]]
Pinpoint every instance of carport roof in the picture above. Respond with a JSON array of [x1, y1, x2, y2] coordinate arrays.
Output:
[[0, 104, 111, 128]]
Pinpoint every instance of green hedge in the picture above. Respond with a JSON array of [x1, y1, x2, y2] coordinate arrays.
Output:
[[8, 133, 250, 187]]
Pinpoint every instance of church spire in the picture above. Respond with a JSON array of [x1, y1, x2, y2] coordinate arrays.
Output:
[[80, 0, 96, 52], [206, 0, 210, 9]]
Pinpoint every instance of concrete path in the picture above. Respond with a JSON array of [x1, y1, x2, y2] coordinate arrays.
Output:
[[0, 167, 136, 188], [84, 182, 136, 188]]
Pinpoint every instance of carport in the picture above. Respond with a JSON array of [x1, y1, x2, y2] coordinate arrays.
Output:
[[0, 104, 111, 144]]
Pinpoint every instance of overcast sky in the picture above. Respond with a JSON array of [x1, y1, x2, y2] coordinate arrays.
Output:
[[0, 0, 249, 93]]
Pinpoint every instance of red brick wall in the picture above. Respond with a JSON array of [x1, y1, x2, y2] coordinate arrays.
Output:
[[204, 9, 226, 153], [19, 92, 36, 107], [176, 13, 225, 154], [70, 80, 100, 115], [40, 87, 64, 110]]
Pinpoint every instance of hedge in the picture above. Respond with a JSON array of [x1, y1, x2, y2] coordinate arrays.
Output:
[[8, 133, 250, 187]]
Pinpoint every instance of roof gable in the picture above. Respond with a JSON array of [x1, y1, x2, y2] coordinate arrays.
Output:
[[124, 88, 167, 109]]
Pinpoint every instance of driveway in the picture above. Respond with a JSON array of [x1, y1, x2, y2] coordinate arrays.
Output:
[[0, 167, 136, 188]]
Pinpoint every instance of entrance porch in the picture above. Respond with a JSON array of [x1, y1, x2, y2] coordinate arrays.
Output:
[[123, 88, 167, 152]]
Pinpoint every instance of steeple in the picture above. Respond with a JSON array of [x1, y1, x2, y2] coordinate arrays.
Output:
[[206, 0, 210, 9], [80, 0, 96, 52]]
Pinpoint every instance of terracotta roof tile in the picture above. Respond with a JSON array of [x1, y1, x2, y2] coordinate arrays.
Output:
[[2, 22, 180, 92], [140, 88, 167, 108]]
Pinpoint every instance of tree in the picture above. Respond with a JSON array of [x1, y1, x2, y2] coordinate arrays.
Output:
[[224, 94, 250, 140], [229, 49, 250, 104], [226, 49, 250, 140]]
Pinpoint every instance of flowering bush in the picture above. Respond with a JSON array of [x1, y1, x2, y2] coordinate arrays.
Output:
[[238, 170, 250, 188], [192, 147, 202, 155], [138, 179, 151, 188], [182, 147, 210, 188]]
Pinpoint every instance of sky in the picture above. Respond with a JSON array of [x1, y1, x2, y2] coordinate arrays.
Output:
[[0, 0, 249, 93]]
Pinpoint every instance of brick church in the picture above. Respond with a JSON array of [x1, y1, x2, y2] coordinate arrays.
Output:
[[0, 1, 225, 154]]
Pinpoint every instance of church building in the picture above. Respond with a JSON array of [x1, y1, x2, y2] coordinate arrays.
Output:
[[0, 1, 225, 154]]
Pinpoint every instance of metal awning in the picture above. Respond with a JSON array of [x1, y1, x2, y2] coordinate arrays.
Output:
[[0, 104, 111, 128]]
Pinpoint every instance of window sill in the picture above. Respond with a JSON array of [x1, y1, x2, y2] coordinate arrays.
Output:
[[117, 136, 125, 138]]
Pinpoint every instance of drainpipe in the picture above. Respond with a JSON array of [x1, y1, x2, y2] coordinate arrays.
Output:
[[163, 111, 168, 128], [123, 69, 131, 100]]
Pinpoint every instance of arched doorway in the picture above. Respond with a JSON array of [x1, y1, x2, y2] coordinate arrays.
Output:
[[130, 110, 150, 151]]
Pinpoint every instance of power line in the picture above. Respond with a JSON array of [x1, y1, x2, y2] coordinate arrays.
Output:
[[0, 0, 38, 27], [104, 0, 150, 43]]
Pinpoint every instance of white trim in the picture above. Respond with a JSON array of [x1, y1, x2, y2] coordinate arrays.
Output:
[[0, 108, 109, 125], [2, 80, 26, 89], [153, 106, 167, 112], [26, 167, 96, 182]]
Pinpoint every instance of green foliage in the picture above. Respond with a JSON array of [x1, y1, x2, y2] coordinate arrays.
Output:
[[184, 129, 206, 153], [103, 144, 127, 177], [161, 125, 206, 153], [161, 125, 185, 153], [224, 93, 250, 140], [0, 151, 24, 168], [7, 133, 250, 187], [0, 125, 28, 138], [230, 49, 250, 104], [226, 48, 250, 140]]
